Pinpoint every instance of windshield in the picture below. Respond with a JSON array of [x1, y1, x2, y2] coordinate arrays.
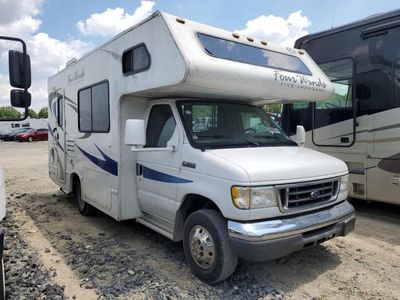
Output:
[[178, 101, 296, 149]]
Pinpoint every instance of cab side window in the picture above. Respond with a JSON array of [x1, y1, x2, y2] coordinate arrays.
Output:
[[146, 105, 176, 147]]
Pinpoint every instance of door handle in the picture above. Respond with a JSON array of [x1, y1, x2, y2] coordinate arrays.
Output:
[[340, 137, 350, 143], [136, 164, 143, 176]]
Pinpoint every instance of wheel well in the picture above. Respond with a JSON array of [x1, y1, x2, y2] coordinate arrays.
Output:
[[71, 173, 80, 194], [173, 194, 220, 241]]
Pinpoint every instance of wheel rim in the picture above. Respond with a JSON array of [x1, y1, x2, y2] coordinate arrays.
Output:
[[189, 225, 215, 269]]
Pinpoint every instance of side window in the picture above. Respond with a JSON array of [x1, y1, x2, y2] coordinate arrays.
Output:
[[313, 58, 354, 128], [91, 83, 109, 131], [316, 58, 353, 110], [78, 81, 109, 133], [146, 105, 176, 148], [122, 44, 151, 75], [50, 94, 58, 121], [57, 95, 63, 128], [78, 89, 91, 131]]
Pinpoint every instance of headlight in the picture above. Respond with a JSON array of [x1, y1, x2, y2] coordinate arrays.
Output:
[[338, 175, 349, 199], [340, 175, 349, 192], [231, 186, 278, 209]]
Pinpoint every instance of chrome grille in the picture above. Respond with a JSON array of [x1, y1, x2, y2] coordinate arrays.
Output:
[[278, 178, 340, 211]]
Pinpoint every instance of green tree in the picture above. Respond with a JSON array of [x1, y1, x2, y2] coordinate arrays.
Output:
[[0, 106, 22, 120], [263, 103, 282, 114], [37, 107, 48, 119], [28, 108, 37, 119]]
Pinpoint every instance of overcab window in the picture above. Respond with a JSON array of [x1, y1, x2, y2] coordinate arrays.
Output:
[[78, 81, 109, 132], [122, 43, 151, 75], [197, 33, 312, 75]]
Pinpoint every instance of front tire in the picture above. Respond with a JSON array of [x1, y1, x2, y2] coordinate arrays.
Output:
[[183, 209, 238, 284], [28, 137, 33, 142], [75, 180, 95, 216]]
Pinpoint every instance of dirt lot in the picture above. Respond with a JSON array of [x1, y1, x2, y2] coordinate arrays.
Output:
[[0, 141, 399, 299]]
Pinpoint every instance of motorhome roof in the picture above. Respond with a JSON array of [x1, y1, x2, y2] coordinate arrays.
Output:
[[295, 9, 400, 48], [50, 11, 334, 104]]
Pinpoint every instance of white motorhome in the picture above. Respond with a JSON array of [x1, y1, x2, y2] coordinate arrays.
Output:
[[48, 12, 355, 283]]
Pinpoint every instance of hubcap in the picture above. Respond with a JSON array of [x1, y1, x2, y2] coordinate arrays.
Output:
[[189, 225, 215, 269]]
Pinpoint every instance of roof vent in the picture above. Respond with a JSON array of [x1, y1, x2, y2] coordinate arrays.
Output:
[[66, 58, 78, 67]]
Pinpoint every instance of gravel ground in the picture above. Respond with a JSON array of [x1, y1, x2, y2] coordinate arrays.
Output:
[[4, 206, 65, 299], [1, 141, 400, 299]]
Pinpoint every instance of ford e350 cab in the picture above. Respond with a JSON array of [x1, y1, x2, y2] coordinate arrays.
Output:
[[48, 12, 355, 283]]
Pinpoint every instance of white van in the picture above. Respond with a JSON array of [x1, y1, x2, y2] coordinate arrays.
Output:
[[48, 11, 355, 283]]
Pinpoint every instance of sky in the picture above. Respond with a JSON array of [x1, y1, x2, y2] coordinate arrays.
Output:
[[0, 0, 399, 110]]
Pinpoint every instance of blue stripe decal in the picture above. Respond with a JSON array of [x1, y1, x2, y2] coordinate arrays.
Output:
[[77, 144, 118, 176], [48, 124, 64, 153], [142, 166, 192, 184]]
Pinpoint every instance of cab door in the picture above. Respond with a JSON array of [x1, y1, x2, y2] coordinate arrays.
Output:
[[311, 58, 361, 147], [48, 90, 66, 184], [136, 104, 183, 225]]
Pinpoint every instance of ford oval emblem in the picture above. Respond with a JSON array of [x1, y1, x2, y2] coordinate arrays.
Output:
[[310, 191, 321, 198]]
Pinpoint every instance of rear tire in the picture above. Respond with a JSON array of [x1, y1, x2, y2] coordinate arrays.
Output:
[[28, 137, 33, 142], [183, 209, 238, 284], [75, 180, 95, 216]]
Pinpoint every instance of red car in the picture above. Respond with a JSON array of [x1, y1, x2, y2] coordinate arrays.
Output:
[[17, 128, 48, 142]]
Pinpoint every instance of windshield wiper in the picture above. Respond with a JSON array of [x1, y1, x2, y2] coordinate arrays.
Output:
[[198, 134, 260, 146]]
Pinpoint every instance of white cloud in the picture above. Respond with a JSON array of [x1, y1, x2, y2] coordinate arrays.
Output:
[[0, 0, 43, 25], [0, 0, 91, 111], [236, 10, 311, 47], [1, 0, 156, 111], [76, 1, 155, 37]]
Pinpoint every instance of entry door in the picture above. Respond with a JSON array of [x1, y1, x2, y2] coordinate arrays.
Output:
[[136, 104, 182, 224], [312, 58, 359, 147], [49, 90, 66, 184]]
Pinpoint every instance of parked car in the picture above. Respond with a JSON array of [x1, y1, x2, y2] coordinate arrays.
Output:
[[2, 128, 32, 141], [17, 128, 48, 142], [0, 130, 9, 140]]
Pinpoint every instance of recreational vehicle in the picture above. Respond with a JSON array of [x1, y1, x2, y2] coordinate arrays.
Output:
[[48, 12, 355, 283], [282, 9, 400, 206]]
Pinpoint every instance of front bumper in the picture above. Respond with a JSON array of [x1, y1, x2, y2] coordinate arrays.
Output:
[[228, 200, 355, 262]]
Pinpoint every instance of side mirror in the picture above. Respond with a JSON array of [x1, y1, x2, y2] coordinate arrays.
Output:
[[11, 90, 31, 108], [9, 50, 31, 89], [295, 125, 306, 147], [0, 36, 32, 121], [124, 119, 145, 147]]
